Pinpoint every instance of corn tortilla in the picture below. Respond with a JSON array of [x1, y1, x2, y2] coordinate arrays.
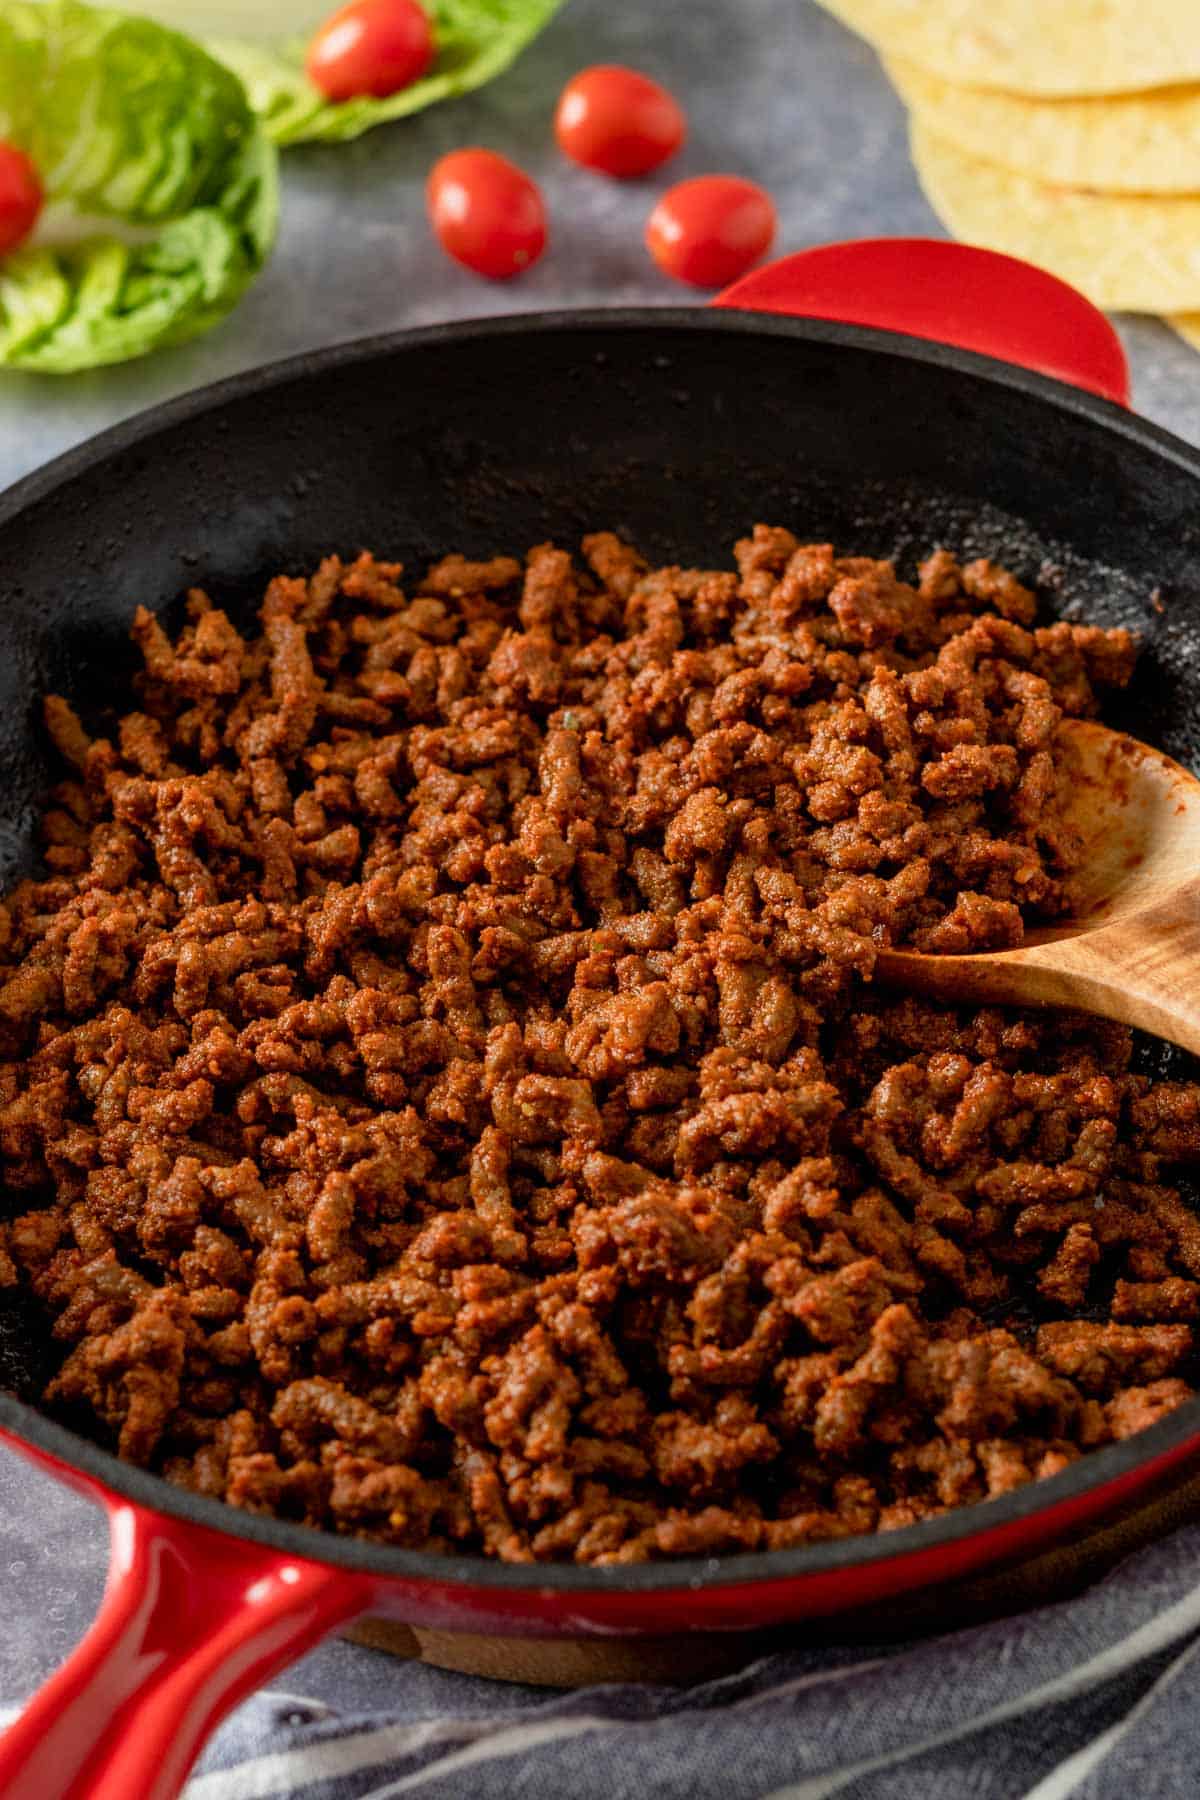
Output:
[[912, 122, 1200, 312], [817, 0, 1200, 97], [1169, 315, 1200, 351], [890, 56, 1200, 195]]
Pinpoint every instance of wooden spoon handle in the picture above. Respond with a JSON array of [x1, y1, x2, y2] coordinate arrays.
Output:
[[876, 897, 1200, 1059], [1039, 901, 1200, 1057]]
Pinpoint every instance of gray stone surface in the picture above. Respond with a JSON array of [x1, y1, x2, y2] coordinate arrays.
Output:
[[0, 0, 1198, 1722]]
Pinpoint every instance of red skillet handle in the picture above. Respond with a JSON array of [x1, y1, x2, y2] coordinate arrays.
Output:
[[712, 237, 1130, 407], [0, 1494, 373, 1800]]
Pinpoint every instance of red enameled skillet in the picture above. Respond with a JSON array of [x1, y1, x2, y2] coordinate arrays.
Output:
[[0, 239, 1198, 1800]]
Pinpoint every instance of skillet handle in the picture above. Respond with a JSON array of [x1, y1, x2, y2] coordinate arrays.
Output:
[[0, 1497, 373, 1800], [711, 237, 1130, 406]]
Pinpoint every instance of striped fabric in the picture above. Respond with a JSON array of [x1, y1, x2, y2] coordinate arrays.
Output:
[[177, 1521, 1200, 1799]]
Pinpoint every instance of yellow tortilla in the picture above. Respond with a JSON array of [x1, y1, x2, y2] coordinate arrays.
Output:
[[817, 0, 1200, 96], [1169, 314, 1200, 350], [912, 123, 1200, 312], [889, 56, 1200, 195]]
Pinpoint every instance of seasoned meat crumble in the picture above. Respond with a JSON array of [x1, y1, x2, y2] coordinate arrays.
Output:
[[0, 525, 1196, 1564]]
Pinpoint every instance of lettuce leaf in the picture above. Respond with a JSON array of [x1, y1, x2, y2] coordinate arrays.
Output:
[[207, 0, 565, 147], [0, 1, 277, 372]]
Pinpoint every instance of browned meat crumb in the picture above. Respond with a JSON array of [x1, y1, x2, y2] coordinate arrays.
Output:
[[0, 529, 1193, 1567]]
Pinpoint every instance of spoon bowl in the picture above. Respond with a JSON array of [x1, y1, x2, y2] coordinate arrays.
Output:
[[875, 719, 1200, 1054]]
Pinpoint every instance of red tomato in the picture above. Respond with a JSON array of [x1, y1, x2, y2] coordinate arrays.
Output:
[[554, 65, 686, 178], [645, 175, 776, 289], [0, 144, 42, 256], [306, 0, 434, 103], [427, 149, 547, 280]]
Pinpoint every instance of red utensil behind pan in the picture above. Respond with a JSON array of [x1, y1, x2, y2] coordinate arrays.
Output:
[[711, 236, 1130, 405], [0, 241, 1174, 1800]]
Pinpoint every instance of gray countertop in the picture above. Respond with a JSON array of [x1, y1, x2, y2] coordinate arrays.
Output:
[[1, 0, 1199, 1730]]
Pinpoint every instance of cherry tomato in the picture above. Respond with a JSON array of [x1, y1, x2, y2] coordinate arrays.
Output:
[[554, 64, 686, 178], [306, 0, 434, 103], [0, 144, 42, 257], [427, 149, 547, 280], [645, 175, 776, 289]]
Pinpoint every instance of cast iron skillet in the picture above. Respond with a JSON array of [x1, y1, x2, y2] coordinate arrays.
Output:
[[2, 241, 1200, 1800]]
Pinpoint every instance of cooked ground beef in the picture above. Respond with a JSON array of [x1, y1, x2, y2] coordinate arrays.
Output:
[[0, 526, 1196, 1564]]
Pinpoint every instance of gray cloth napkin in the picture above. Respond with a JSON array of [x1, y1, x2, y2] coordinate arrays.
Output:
[[180, 1521, 1200, 1799]]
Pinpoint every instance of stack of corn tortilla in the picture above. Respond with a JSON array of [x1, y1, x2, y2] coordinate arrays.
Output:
[[816, 0, 1200, 346]]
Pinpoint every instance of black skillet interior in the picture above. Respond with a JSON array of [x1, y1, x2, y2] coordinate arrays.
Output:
[[2, 308, 1200, 1552]]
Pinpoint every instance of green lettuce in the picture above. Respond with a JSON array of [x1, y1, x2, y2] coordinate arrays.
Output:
[[207, 0, 565, 147], [0, 1, 277, 372]]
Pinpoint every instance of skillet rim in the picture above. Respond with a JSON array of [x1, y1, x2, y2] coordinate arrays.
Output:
[[2, 305, 1200, 1596]]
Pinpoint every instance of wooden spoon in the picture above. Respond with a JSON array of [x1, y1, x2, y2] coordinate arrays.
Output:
[[875, 719, 1200, 1056]]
